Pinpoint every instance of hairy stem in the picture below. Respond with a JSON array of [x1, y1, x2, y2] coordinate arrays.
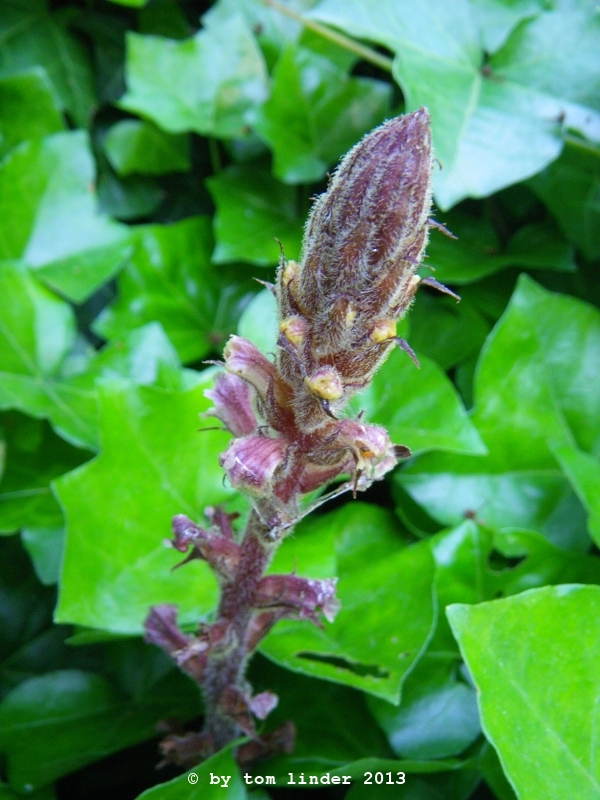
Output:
[[201, 510, 276, 749]]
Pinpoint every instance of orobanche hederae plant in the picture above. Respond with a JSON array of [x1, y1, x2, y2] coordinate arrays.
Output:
[[144, 107, 456, 766]]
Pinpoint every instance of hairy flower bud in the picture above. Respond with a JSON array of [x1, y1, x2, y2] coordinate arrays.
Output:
[[254, 574, 340, 624], [204, 372, 256, 437], [274, 108, 433, 431], [219, 434, 287, 497]]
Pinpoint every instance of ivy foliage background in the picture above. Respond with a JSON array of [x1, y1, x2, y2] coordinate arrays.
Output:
[[0, 0, 599, 798]]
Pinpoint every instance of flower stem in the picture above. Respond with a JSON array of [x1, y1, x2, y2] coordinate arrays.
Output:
[[201, 510, 276, 749]]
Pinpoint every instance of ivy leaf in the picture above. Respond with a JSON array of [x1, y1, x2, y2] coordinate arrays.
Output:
[[349, 348, 486, 456], [0, 413, 88, 534], [0, 263, 192, 449], [53, 376, 234, 634], [21, 528, 64, 586], [0, 0, 95, 126], [206, 163, 303, 265], [0, 70, 63, 158], [448, 586, 600, 800], [119, 15, 268, 138], [426, 212, 575, 285], [0, 536, 57, 699], [528, 141, 600, 260], [367, 657, 480, 760], [94, 217, 257, 364], [103, 120, 190, 176], [310, 0, 600, 207], [261, 503, 436, 702], [253, 45, 390, 183], [135, 745, 245, 799], [469, 0, 546, 54], [203, 0, 318, 62], [0, 665, 203, 791], [550, 443, 600, 547], [0, 131, 131, 302], [398, 276, 600, 549]]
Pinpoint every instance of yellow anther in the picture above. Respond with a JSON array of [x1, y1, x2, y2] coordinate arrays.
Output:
[[305, 368, 343, 401], [282, 260, 298, 286], [279, 316, 306, 345], [344, 304, 357, 328], [370, 319, 397, 343]]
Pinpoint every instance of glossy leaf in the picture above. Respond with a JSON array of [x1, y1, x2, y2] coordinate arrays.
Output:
[[0, 536, 57, 699], [206, 162, 303, 265], [425, 212, 575, 285], [54, 377, 234, 634], [261, 503, 436, 702], [104, 120, 190, 176], [0, 665, 203, 791], [367, 656, 480, 760], [528, 141, 600, 260], [310, 0, 600, 207], [0, 264, 192, 449], [0, 70, 63, 158], [0, 131, 131, 302], [0, 1, 95, 126], [21, 528, 64, 586], [0, 413, 88, 534], [253, 45, 390, 183], [120, 16, 268, 138], [448, 586, 600, 800], [399, 276, 600, 547], [551, 443, 600, 547], [348, 348, 486, 456], [94, 217, 256, 364], [136, 745, 245, 799]]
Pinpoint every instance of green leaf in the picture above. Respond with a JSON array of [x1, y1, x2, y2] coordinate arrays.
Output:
[[104, 120, 190, 176], [0, 665, 202, 791], [428, 520, 600, 653], [0, 131, 131, 302], [447, 585, 600, 800], [108, 0, 147, 8], [203, 0, 317, 62], [119, 15, 268, 138], [21, 528, 63, 586], [0, 536, 57, 699], [0, 70, 63, 158], [54, 377, 234, 634], [0, 0, 95, 126], [97, 172, 164, 221], [0, 413, 88, 534], [136, 745, 245, 799], [0, 264, 192, 448], [261, 503, 436, 702], [367, 657, 480, 760], [237, 289, 278, 356], [550, 443, 600, 547], [408, 294, 491, 371], [348, 348, 486, 456], [94, 217, 257, 364], [206, 162, 303, 265], [426, 212, 575, 285], [310, 0, 600, 207], [249, 654, 393, 778], [528, 141, 600, 260], [253, 45, 390, 183], [469, 0, 545, 54], [398, 276, 600, 547]]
